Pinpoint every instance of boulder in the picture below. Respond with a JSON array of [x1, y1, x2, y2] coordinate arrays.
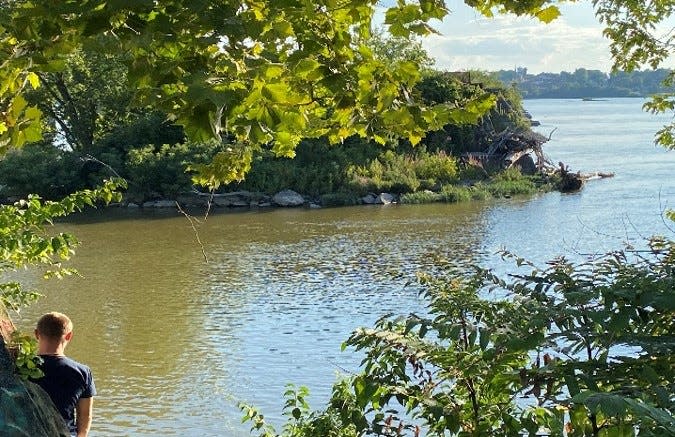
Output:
[[176, 194, 210, 208], [514, 154, 537, 175], [362, 193, 377, 204], [142, 200, 176, 208], [376, 193, 396, 205], [272, 189, 305, 207], [0, 338, 70, 436]]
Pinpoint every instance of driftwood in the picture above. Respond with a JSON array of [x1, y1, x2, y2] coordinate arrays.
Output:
[[579, 172, 615, 181], [463, 127, 553, 173]]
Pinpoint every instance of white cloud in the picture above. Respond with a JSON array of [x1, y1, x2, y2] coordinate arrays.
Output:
[[424, 1, 615, 73], [376, 0, 674, 73]]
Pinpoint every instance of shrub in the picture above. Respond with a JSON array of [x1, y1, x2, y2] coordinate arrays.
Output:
[[0, 144, 84, 199], [319, 192, 362, 207], [414, 151, 459, 185], [243, 238, 675, 436], [486, 168, 538, 197], [347, 150, 422, 194], [234, 138, 381, 196], [400, 190, 441, 204], [438, 184, 475, 202], [124, 140, 220, 200]]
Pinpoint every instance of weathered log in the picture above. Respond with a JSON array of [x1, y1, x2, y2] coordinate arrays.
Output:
[[580, 172, 615, 181]]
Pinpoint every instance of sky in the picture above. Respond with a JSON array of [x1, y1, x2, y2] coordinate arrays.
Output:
[[377, 0, 675, 74]]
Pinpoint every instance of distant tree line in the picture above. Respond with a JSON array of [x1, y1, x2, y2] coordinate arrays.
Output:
[[496, 67, 673, 99]]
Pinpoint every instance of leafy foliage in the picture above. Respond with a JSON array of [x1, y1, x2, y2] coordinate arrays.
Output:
[[10, 331, 42, 380], [28, 49, 133, 151], [0, 143, 84, 200], [592, 0, 675, 148], [0, 179, 125, 376], [125, 140, 222, 200], [1, 0, 576, 185], [243, 238, 675, 436], [0, 179, 126, 306]]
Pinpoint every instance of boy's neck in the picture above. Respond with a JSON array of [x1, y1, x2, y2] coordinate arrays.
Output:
[[38, 340, 67, 356]]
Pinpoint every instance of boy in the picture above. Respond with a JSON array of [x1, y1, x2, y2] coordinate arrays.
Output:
[[32, 312, 96, 437]]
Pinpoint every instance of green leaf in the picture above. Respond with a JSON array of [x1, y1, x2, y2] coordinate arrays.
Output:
[[294, 58, 320, 79], [261, 83, 290, 103], [535, 6, 561, 23], [26, 72, 40, 89]]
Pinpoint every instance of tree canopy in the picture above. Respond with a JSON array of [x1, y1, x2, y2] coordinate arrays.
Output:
[[0, 1, 619, 176], [1, 0, 673, 174]]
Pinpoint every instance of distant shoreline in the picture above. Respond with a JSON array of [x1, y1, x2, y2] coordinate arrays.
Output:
[[496, 67, 672, 101], [521, 96, 647, 100]]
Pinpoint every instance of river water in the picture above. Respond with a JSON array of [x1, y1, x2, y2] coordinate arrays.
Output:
[[17, 98, 675, 436]]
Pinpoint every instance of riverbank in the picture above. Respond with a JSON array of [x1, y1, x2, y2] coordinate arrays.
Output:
[[106, 167, 559, 211]]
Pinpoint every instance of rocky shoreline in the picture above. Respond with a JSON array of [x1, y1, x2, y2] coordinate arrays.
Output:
[[117, 188, 399, 210]]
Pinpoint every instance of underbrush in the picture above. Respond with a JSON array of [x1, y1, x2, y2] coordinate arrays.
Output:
[[401, 168, 543, 205]]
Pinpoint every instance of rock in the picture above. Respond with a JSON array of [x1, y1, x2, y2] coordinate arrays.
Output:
[[142, 200, 176, 208], [376, 193, 396, 205], [309, 203, 321, 209], [559, 174, 584, 192], [0, 338, 70, 436], [362, 193, 377, 204], [211, 197, 233, 207], [272, 189, 305, 207], [127, 203, 139, 208], [514, 154, 537, 175], [176, 194, 209, 208]]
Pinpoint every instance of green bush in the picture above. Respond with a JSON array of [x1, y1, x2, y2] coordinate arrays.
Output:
[[347, 149, 459, 195], [0, 144, 84, 199], [414, 150, 458, 184], [243, 238, 675, 436], [124, 140, 220, 200], [347, 150, 421, 194], [438, 184, 475, 202], [234, 138, 381, 196], [319, 192, 362, 207], [401, 184, 487, 204], [486, 168, 538, 197], [400, 190, 441, 204]]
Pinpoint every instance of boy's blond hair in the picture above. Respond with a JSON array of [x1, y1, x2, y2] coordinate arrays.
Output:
[[36, 312, 73, 340]]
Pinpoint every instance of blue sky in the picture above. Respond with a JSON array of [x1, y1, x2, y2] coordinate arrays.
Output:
[[377, 1, 674, 74]]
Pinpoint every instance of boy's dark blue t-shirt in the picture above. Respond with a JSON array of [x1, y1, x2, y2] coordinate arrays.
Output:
[[32, 355, 96, 433]]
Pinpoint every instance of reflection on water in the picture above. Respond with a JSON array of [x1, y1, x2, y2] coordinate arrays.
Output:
[[13, 99, 675, 436]]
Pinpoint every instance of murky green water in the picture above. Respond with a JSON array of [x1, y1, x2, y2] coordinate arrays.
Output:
[[15, 99, 675, 436]]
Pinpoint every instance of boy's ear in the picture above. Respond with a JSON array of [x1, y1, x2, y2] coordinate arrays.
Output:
[[34, 329, 40, 339], [64, 331, 73, 341]]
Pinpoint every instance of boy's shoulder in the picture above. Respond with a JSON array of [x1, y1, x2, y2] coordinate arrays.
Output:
[[40, 355, 92, 374]]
